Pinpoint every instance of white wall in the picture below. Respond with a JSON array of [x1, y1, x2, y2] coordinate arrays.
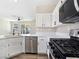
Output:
[[0, 19, 11, 35], [0, 0, 35, 19]]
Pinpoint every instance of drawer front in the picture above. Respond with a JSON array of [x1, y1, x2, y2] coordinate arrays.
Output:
[[8, 38, 22, 47]]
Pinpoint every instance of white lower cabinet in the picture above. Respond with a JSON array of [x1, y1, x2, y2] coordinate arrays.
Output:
[[38, 37, 48, 54], [0, 37, 23, 59], [0, 39, 8, 59], [7, 37, 23, 57]]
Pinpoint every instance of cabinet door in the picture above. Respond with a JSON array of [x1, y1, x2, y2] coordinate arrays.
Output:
[[14, 37, 23, 54], [8, 37, 23, 57], [43, 14, 52, 27], [38, 37, 47, 54], [36, 13, 52, 27], [0, 40, 8, 58], [36, 14, 43, 27]]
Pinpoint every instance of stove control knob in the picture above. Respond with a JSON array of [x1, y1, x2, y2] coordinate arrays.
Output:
[[49, 42, 52, 46], [51, 46, 54, 49]]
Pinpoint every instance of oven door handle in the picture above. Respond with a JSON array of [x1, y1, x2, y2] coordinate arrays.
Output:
[[49, 51, 55, 59]]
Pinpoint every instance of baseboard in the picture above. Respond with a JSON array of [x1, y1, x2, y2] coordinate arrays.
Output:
[[8, 53, 47, 59], [25, 52, 38, 54], [37, 53, 47, 56], [8, 53, 24, 59]]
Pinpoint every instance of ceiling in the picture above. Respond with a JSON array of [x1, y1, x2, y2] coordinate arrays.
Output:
[[34, 0, 60, 13], [0, 0, 60, 20]]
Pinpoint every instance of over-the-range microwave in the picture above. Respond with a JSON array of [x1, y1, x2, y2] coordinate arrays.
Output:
[[59, 0, 79, 23]]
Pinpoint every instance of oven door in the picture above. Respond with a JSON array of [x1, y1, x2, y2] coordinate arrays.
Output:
[[49, 44, 65, 59]]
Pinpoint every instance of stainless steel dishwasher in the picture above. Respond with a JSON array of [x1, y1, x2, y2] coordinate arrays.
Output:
[[25, 36, 37, 53]]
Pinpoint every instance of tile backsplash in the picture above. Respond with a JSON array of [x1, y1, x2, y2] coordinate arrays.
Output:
[[53, 23, 79, 38]]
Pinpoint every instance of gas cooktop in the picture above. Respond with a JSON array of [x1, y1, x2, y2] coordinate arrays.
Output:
[[50, 38, 79, 57]]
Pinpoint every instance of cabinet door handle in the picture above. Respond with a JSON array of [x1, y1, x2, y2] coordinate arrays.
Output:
[[8, 53, 10, 56], [61, 1, 63, 3], [41, 39, 44, 41], [20, 42, 22, 46], [8, 44, 10, 46], [44, 24, 45, 27], [42, 24, 44, 27], [54, 21, 56, 25]]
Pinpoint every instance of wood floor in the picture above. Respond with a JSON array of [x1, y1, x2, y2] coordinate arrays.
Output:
[[11, 54, 48, 59]]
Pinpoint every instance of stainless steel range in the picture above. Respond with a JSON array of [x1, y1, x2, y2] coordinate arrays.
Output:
[[49, 29, 79, 59]]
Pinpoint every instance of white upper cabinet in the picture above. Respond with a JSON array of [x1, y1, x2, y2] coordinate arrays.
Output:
[[36, 14, 43, 27], [36, 13, 52, 27]]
